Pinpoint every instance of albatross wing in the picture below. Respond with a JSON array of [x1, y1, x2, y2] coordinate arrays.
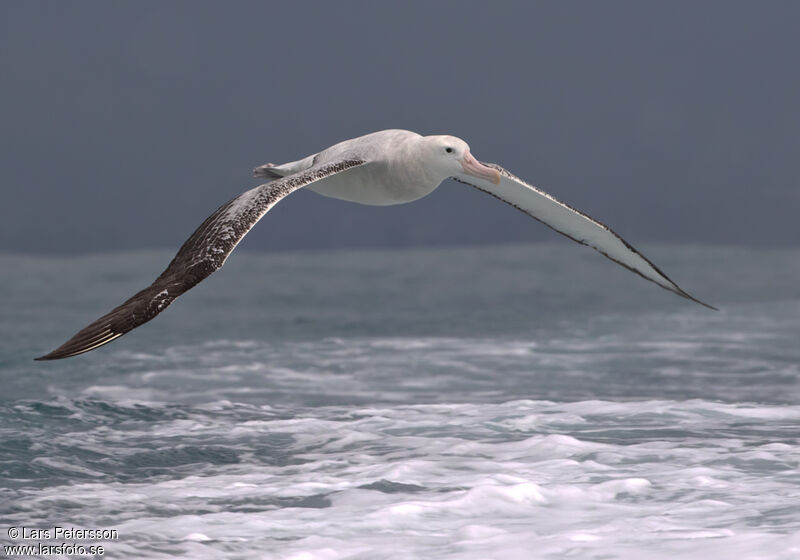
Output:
[[453, 163, 715, 309], [36, 158, 367, 360]]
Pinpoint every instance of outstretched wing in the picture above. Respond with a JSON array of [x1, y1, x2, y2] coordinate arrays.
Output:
[[36, 158, 367, 360], [453, 163, 715, 309]]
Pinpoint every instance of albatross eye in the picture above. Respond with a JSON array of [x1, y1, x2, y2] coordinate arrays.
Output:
[[445, 147, 453, 154]]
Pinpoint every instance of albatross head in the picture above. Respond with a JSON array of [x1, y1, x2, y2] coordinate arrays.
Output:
[[420, 135, 501, 185]]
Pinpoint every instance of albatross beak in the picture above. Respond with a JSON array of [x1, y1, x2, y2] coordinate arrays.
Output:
[[461, 151, 501, 184]]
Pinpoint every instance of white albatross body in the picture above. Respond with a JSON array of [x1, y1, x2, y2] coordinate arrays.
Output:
[[37, 129, 714, 360], [265, 130, 453, 205]]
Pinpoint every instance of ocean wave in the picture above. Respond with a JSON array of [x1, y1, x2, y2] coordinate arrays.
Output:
[[3, 398, 800, 558]]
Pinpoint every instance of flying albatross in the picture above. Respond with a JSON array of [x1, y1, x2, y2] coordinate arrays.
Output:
[[36, 129, 715, 360]]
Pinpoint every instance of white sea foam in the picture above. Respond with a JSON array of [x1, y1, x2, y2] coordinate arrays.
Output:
[[5, 399, 800, 559], [5, 246, 800, 558]]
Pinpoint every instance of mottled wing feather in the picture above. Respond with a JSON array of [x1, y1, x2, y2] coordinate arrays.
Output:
[[453, 163, 715, 309], [36, 158, 366, 360]]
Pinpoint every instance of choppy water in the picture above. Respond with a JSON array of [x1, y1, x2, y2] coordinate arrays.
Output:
[[1, 244, 799, 559]]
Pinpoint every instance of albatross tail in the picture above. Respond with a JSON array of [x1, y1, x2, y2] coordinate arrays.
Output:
[[252, 163, 284, 180]]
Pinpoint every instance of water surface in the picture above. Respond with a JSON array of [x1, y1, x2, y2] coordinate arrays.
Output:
[[1, 244, 799, 559]]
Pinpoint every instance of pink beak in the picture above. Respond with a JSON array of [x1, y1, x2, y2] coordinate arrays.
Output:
[[461, 151, 501, 184]]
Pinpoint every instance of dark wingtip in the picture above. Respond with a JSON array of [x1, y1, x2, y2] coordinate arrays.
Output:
[[689, 297, 719, 311], [34, 354, 60, 361], [694, 298, 719, 311], [34, 326, 123, 362], [673, 288, 718, 311], [35, 349, 77, 361]]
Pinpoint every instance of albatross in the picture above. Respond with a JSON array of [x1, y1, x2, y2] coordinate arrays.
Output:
[[36, 129, 714, 360]]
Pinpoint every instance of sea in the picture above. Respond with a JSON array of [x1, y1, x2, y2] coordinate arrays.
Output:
[[1, 243, 799, 559]]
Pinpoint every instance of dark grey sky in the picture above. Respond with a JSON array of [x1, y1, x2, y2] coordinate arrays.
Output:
[[2, 1, 798, 254]]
